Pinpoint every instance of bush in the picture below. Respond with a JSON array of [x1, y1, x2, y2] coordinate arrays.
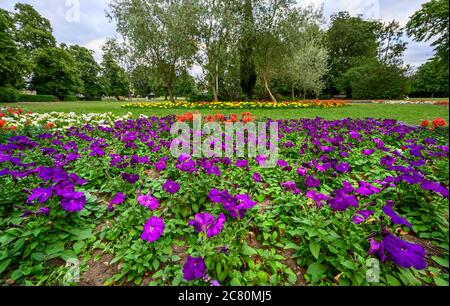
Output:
[[18, 95, 57, 102], [0, 87, 20, 102], [62, 95, 79, 101]]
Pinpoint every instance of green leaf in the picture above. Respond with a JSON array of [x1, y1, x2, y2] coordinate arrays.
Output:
[[230, 278, 241, 286], [152, 259, 160, 270], [432, 256, 449, 268], [309, 240, 321, 260], [433, 276, 449, 286], [258, 271, 268, 283], [284, 242, 299, 250], [341, 260, 356, 270], [0, 259, 12, 274], [242, 245, 257, 256], [306, 263, 326, 282], [385, 274, 401, 286], [287, 273, 297, 284], [73, 241, 85, 254], [152, 270, 164, 279]]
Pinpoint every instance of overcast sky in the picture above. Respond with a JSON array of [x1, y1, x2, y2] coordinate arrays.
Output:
[[0, 0, 435, 68]]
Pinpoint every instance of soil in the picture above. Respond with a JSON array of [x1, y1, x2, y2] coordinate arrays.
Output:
[[79, 249, 120, 286]]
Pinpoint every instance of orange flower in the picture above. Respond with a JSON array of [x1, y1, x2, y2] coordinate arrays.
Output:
[[0, 120, 6, 128], [432, 118, 447, 127], [45, 122, 56, 129], [230, 114, 238, 122], [420, 120, 430, 127], [215, 114, 225, 121]]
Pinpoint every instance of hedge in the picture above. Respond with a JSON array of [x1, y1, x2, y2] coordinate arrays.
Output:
[[18, 95, 57, 102], [62, 95, 79, 101], [0, 87, 20, 102]]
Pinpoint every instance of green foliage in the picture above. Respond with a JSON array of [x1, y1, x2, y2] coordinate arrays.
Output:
[[101, 47, 130, 99], [0, 9, 26, 88], [30, 47, 82, 99], [62, 95, 79, 102], [339, 59, 409, 99], [12, 3, 56, 53], [239, 0, 257, 99], [66, 45, 104, 99], [18, 94, 56, 102], [411, 57, 449, 97], [0, 87, 20, 102], [406, 0, 449, 62]]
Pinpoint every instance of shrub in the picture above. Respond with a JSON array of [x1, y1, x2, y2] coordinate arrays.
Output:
[[62, 95, 79, 101], [18, 95, 57, 102], [0, 87, 20, 102]]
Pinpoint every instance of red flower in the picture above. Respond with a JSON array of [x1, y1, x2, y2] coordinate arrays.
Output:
[[420, 120, 430, 127], [45, 122, 56, 129], [0, 120, 6, 128], [432, 118, 447, 128]]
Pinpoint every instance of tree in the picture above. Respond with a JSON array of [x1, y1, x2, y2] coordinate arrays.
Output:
[[67, 45, 103, 99], [108, 0, 199, 102], [327, 12, 379, 95], [174, 70, 198, 99], [12, 3, 56, 53], [197, 0, 240, 101], [376, 20, 407, 67], [338, 58, 409, 99], [406, 0, 449, 62], [252, 0, 299, 102], [0, 8, 26, 88], [411, 57, 449, 97], [281, 8, 328, 99], [101, 48, 130, 100], [239, 0, 257, 100], [30, 46, 82, 99]]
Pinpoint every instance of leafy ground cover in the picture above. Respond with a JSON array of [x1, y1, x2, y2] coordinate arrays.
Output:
[[0, 110, 448, 286], [0, 102, 449, 125]]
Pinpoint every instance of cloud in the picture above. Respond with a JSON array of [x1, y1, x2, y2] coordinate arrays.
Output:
[[0, 0, 435, 66]]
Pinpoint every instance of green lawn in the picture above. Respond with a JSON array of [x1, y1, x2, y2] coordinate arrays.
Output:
[[1, 101, 449, 125]]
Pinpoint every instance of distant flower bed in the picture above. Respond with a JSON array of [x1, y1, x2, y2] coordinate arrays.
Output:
[[370, 100, 449, 105], [0, 107, 133, 132], [121, 100, 349, 110]]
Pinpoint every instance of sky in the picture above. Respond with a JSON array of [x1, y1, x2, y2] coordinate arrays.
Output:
[[0, 0, 435, 68]]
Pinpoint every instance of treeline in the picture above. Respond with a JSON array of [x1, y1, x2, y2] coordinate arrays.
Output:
[[0, 3, 130, 102], [1, 0, 448, 103]]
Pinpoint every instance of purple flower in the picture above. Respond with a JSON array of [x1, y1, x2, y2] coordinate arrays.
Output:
[[108, 192, 126, 211], [253, 172, 262, 182], [297, 167, 308, 176], [54, 181, 75, 197], [141, 216, 165, 243], [177, 159, 196, 173], [305, 175, 320, 188], [183, 256, 206, 281], [188, 212, 226, 238], [327, 191, 359, 211], [356, 181, 380, 196], [382, 205, 413, 230], [236, 159, 248, 168], [383, 234, 426, 270], [61, 191, 85, 212], [163, 179, 180, 194], [277, 160, 289, 167], [155, 157, 168, 171], [208, 189, 233, 203], [361, 149, 375, 156], [121, 173, 140, 184], [351, 210, 374, 224], [367, 238, 386, 262], [210, 280, 220, 286], [335, 162, 351, 173], [305, 190, 329, 208], [420, 180, 449, 198], [256, 155, 267, 166], [137, 193, 159, 210], [349, 131, 360, 139], [36, 207, 51, 216], [178, 153, 191, 163], [27, 187, 53, 204], [281, 181, 301, 195], [380, 155, 397, 167]]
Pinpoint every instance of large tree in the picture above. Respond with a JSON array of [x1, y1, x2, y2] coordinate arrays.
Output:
[[101, 47, 130, 100], [30, 46, 82, 99], [12, 3, 56, 53], [239, 0, 257, 100], [197, 0, 240, 101], [0, 8, 25, 88], [67, 45, 103, 99], [108, 0, 199, 102], [406, 0, 449, 63], [326, 12, 379, 95], [376, 20, 408, 67], [411, 57, 449, 97]]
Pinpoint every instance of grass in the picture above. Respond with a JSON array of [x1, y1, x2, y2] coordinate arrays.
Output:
[[1, 101, 449, 125]]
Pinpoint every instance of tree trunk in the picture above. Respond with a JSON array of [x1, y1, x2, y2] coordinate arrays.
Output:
[[263, 76, 276, 103], [167, 83, 175, 103], [211, 81, 219, 102]]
